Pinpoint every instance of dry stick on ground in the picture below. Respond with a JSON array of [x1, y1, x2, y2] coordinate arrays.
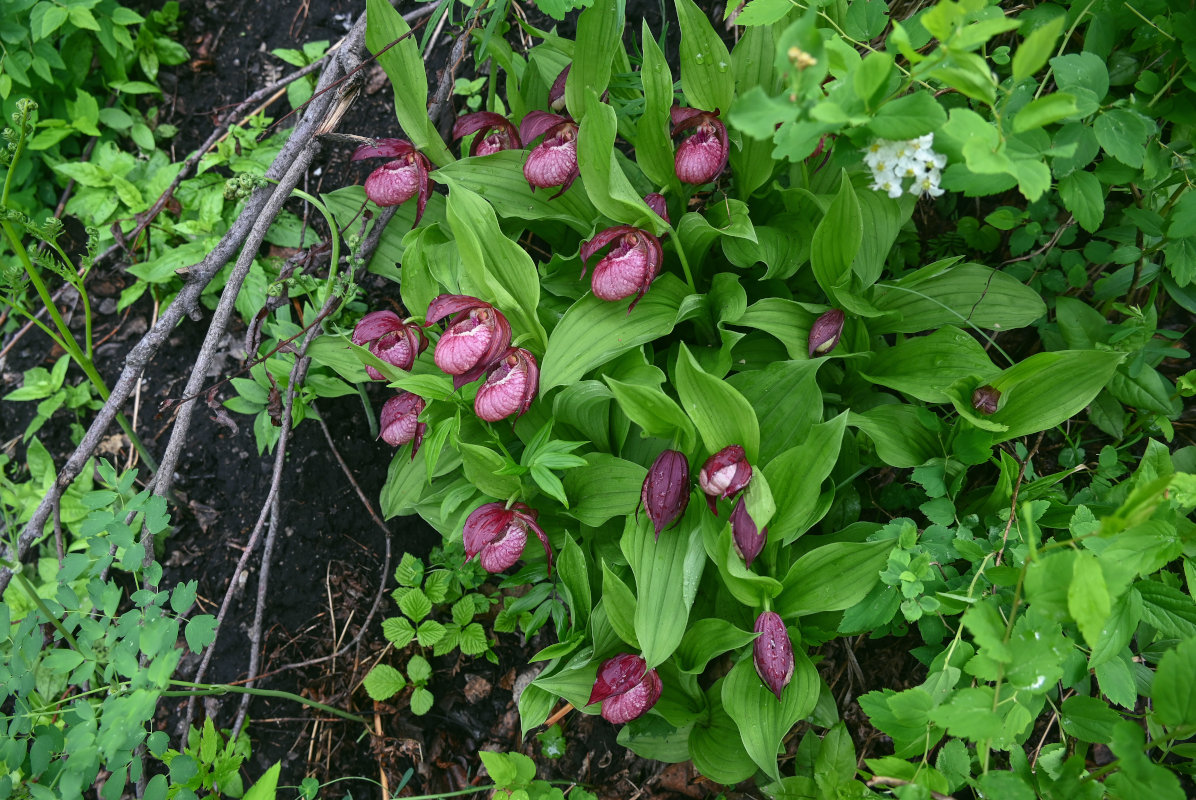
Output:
[[0, 2, 416, 594], [222, 20, 479, 742], [92, 3, 438, 270]]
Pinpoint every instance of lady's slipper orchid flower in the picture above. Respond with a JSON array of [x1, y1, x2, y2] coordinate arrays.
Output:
[[670, 107, 729, 185], [730, 496, 766, 569], [452, 111, 522, 157], [639, 449, 690, 539], [698, 445, 752, 514], [475, 347, 539, 422], [808, 309, 845, 357], [463, 501, 552, 573], [972, 385, 1001, 415], [351, 138, 432, 223], [424, 295, 512, 389], [644, 192, 670, 225], [579, 226, 663, 311], [352, 310, 428, 379], [549, 65, 570, 112], [753, 611, 795, 701], [379, 392, 426, 455], [587, 653, 663, 724], [520, 111, 579, 195]]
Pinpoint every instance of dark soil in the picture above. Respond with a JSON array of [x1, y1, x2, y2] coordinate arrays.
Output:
[[0, 0, 745, 797]]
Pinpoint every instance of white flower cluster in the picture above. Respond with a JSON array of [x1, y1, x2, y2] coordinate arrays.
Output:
[[863, 134, 947, 199]]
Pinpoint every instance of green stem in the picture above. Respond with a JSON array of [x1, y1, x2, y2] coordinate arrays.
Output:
[[167, 680, 369, 725], [355, 383, 379, 439], [1, 100, 31, 207], [2, 219, 158, 471]]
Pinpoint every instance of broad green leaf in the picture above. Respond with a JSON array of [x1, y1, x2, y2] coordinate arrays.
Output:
[[444, 185, 548, 349], [735, 298, 817, 359], [1012, 16, 1065, 83], [435, 153, 596, 233], [728, 360, 822, 464], [777, 539, 894, 616], [601, 561, 641, 648], [722, 651, 819, 780], [460, 442, 521, 500], [1152, 637, 1196, 728], [1069, 553, 1111, 650], [873, 261, 1046, 333], [674, 619, 758, 674], [363, 664, 407, 700], [565, 0, 624, 120], [868, 92, 946, 139], [636, 23, 680, 193], [688, 680, 757, 784], [562, 453, 647, 526], [577, 91, 658, 229], [1012, 93, 1078, 133], [855, 189, 915, 288], [519, 683, 557, 738], [558, 534, 592, 631], [849, 404, 942, 468], [764, 413, 847, 542], [810, 172, 862, 303], [541, 274, 688, 389], [605, 377, 696, 449], [700, 512, 783, 607], [674, 343, 760, 461], [622, 513, 705, 667], [1060, 695, 1121, 743], [1057, 170, 1105, 232], [676, 0, 735, 113], [364, 0, 451, 164], [859, 325, 999, 403], [729, 25, 779, 197], [243, 764, 281, 800], [1094, 109, 1149, 168], [946, 349, 1124, 442]]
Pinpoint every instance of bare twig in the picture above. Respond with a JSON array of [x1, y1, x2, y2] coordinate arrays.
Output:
[[0, 4, 372, 595], [994, 431, 1046, 566]]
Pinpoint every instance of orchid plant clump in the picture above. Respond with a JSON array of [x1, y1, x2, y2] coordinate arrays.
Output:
[[318, 0, 1196, 793]]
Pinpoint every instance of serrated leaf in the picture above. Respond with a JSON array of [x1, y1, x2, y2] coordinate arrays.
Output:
[[417, 620, 447, 647], [363, 664, 407, 700], [407, 654, 433, 684], [410, 686, 435, 715], [458, 622, 490, 655], [382, 617, 416, 648], [399, 588, 432, 622]]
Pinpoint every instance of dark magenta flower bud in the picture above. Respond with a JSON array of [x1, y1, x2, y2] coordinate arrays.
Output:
[[424, 295, 512, 389], [808, 309, 845, 357], [520, 111, 579, 195], [753, 611, 795, 701], [463, 502, 552, 574], [972, 385, 1001, 415], [475, 347, 539, 422], [639, 450, 690, 539], [730, 496, 766, 569], [379, 392, 426, 457], [579, 226, 663, 311], [670, 107, 728, 185], [352, 310, 428, 379], [587, 653, 663, 724], [549, 65, 571, 112], [452, 111, 522, 157], [644, 192, 670, 225], [351, 139, 432, 224], [698, 445, 752, 514]]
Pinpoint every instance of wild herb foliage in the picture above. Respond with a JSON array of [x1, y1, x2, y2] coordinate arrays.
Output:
[[0, 461, 218, 800], [326, 0, 1196, 793]]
